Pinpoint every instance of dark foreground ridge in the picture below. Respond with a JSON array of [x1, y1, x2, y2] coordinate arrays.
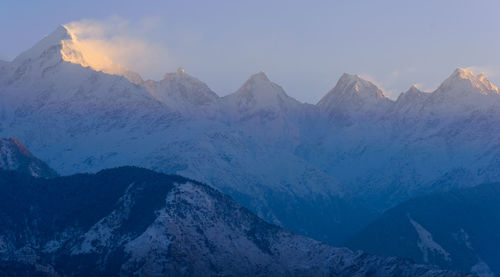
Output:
[[0, 167, 471, 276], [347, 182, 500, 276]]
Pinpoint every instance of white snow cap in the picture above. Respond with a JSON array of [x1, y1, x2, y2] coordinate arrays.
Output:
[[222, 71, 300, 113], [438, 68, 499, 95], [12, 25, 71, 64], [12, 25, 142, 83], [237, 71, 284, 96], [317, 73, 387, 110], [335, 73, 385, 99], [407, 84, 421, 94]]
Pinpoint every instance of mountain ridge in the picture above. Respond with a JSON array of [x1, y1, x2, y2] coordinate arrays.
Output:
[[0, 166, 472, 277], [4, 26, 500, 246], [0, 138, 58, 178], [346, 182, 500, 276]]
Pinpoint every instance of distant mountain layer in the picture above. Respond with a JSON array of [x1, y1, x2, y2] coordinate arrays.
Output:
[[0, 138, 57, 178], [0, 167, 469, 276], [346, 183, 500, 277], [3, 25, 500, 245]]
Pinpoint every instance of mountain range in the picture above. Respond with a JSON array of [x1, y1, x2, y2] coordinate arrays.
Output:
[[2, 24, 500, 249], [0, 166, 473, 276]]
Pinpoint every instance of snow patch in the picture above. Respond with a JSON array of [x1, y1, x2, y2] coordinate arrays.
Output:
[[72, 183, 135, 254], [408, 216, 451, 263]]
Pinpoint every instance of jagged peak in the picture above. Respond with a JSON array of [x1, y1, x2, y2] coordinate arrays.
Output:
[[12, 25, 71, 64], [161, 67, 193, 80], [408, 84, 419, 91], [238, 71, 274, 90], [160, 68, 207, 85], [338, 72, 363, 84], [11, 24, 143, 83], [250, 71, 270, 80], [317, 73, 387, 108], [395, 84, 429, 104], [236, 71, 281, 95], [448, 67, 477, 80], [224, 71, 300, 111], [405, 84, 424, 95], [335, 73, 385, 98], [151, 68, 218, 106], [438, 67, 499, 95]]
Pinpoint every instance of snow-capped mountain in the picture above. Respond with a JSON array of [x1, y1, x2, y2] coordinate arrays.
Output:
[[0, 26, 348, 244], [0, 138, 57, 178], [317, 73, 391, 122], [347, 182, 500, 277], [392, 85, 430, 115], [417, 68, 500, 116], [437, 68, 499, 97], [222, 72, 304, 117], [4, 25, 500, 247], [0, 167, 470, 276], [143, 67, 219, 114], [10, 25, 142, 84]]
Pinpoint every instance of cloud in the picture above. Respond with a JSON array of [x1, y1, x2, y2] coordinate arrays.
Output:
[[64, 16, 169, 80], [466, 65, 500, 78], [466, 65, 500, 88], [358, 73, 397, 99]]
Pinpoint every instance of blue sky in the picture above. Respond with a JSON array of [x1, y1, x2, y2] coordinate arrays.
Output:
[[2, 0, 500, 102]]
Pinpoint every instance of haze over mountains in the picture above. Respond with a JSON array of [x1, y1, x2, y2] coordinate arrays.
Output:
[[2, 23, 500, 258]]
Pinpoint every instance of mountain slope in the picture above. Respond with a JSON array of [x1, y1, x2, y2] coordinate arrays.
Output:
[[0, 26, 352, 246], [346, 183, 500, 277], [0, 138, 57, 178], [221, 72, 307, 122], [4, 25, 500, 248], [317, 73, 391, 122], [143, 67, 219, 114], [0, 167, 471, 277], [392, 85, 429, 115]]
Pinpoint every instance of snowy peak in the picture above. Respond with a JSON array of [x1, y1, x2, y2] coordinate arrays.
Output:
[[407, 84, 422, 94], [437, 68, 499, 96], [247, 71, 271, 83], [161, 67, 193, 80], [317, 73, 389, 114], [327, 73, 386, 100], [147, 68, 218, 108], [396, 85, 427, 102], [393, 85, 430, 114], [12, 25, 70, 66], [224, 71, 300, 113], [11, 25, 142, 83], [237, 71, 283, 96], [0, 138, 58, 178]]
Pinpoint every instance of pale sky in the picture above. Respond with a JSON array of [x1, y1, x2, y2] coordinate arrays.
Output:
[[2, 0, 500, 102]]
